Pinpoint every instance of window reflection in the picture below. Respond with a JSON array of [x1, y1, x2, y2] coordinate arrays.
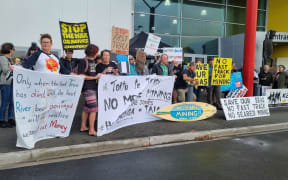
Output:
[[133, 0, 267, 55], [226, 24, 246, 36], [157, 35, 180, 47], [182, 37, 218, 55], [183, 1, 225, 21], [134, 13, 180, 35], [135, 0, 181, 17], [182, 19, 224, 36]]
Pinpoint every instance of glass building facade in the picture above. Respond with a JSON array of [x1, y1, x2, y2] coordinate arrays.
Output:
[[134, 0, 267, 56]]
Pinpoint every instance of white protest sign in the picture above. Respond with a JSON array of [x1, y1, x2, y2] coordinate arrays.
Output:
[[221, 96, 270, 121], [266, 89, 288, 105], [261, 86, 272, 96], [163, 48, 183, 62], [144, 33, 161, 56], [98, 75, 174, 136], [13, 67, 84, 149], [226, 85, 248, 98]]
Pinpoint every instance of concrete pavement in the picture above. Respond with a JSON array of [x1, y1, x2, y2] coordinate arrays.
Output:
[[2, 131, 288, 180], [1, 97, 288, 168]]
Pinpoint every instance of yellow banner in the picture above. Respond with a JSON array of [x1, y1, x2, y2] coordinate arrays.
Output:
[[59, 21, 90, 50], [211, 58, 232, 85], [195, 63, 209, 86]]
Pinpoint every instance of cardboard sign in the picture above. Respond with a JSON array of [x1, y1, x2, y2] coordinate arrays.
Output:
[[211, 58, 232, 85], [194, 63, 209, 86], [13, 67, 84, 149], [153, 102, 217, 122], [261, 86, 272, 96], [221, 72, 243, 92], [221, 96, 270, 121], [59, 21, 90, 50], [163, 48, 183, 62], [266, 89, 288, 106], [97, 75, 174, 136], [111, 27, 130, 55], [226, 85, 248, 98], [144, 33, 161, 56]]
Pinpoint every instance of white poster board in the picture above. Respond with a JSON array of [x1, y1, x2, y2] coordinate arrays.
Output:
[[226, 85, 248, 98], [163, 48, 183, 62], [266, 89, 288, 105], [98, 75, 174, 136], [13, 67, 84, 149], [144, 33, 161, 56], [221, 96, 270, 121], [261, 86, 272, 96]]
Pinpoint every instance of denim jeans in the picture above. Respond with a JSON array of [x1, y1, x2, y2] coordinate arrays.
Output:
[[0, 85, 14, 121]]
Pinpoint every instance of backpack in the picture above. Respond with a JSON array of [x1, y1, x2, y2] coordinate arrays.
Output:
[[72, 58, 88, 74]]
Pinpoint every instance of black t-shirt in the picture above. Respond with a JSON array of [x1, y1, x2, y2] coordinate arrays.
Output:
[[259, 71, 273, 86], [96, 62, 118, 74], [174, 69, 195, 89], [78, 59, 97, 91], [60, 57, 80, 72]]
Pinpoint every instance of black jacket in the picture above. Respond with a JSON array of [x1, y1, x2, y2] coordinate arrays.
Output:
[[151, 63, 174, 76]]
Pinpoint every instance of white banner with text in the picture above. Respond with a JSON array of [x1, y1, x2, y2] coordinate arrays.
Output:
[[221, 96, 270, 121], [13, 67, 84, 149], [98, 75, 174, 136]]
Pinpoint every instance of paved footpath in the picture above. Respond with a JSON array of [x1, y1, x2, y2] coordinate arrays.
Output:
[[1, 98, 288, 153], [2, 131, 288, 180]]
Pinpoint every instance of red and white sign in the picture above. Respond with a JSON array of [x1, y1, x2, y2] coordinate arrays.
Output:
[[144, 33, 161, 56], [163, 48, 183, 62]]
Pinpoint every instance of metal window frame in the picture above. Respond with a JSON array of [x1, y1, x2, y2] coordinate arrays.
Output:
[[132, 0, 268, 53]]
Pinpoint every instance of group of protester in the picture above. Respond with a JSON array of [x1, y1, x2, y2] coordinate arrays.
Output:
[[0, 33, 287, 136]]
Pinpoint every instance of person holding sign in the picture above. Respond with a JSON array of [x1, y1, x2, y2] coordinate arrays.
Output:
[[60, 49, 81, 73], [0, 43, 15, 128], [134, 50, 149, 76], [207, 58, 222, 110], [20, 34, 71, 75], [151, 54, 173, 76], [96, 50, 119, 76], [174, 63, 197, 102], [78, 44, 102, 136]]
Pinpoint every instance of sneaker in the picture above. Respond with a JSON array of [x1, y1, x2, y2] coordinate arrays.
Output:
[[8, 119, 16, 126], [0, 121, 13, 128]]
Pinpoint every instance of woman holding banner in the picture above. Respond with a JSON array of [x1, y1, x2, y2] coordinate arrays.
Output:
[[0, 43, 15, 128], [96, 50, 119, 76], [20, 34, 71, 74], [78, 44, 102, 136]]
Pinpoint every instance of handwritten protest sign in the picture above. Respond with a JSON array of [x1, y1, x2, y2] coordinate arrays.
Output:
[[194, 63, 209, 86], [144, 34, 161, 56], [98, 75, 174, 136], [226, 85, 248, 98], [163, 48, 183, 62], [13, 67, 84, 149], [266, 89, 288, 106], [221, 72, 243, 92], [211, 58, 232, 85], [111, 27, 130, 74], [111, 27, 130, 55], [59, 21, 90, 50], [221, 96, 270, 121]]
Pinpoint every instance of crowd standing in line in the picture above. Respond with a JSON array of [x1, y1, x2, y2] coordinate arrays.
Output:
[[1, 33, 288, 134]]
